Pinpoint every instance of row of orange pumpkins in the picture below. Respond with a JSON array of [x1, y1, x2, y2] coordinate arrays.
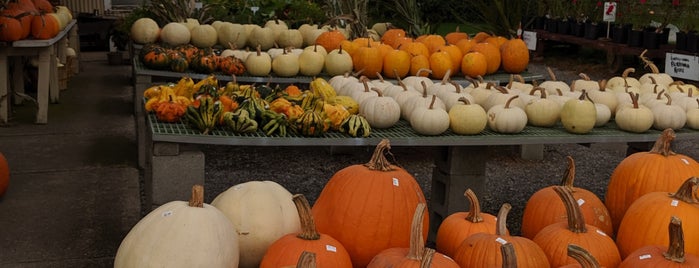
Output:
[[0, 0, 74, 42], [113, 132, 699, 267]]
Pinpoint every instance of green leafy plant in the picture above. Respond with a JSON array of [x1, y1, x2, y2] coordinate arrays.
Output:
[[451, 0, 538, 37]]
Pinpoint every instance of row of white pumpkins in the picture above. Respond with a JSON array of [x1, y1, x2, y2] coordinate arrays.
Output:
[[230, 43, 353, 78], [327, 65, 699, 136]]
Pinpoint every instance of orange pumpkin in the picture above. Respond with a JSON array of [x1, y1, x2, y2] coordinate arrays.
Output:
[[382, 48, 411, 79], [381, 28, 407, 48], [435, 189, 501, 258], [460, 52, 488, 78], [445, 26, 469, 45], [605, 128, 699, 230], [352, 40, 383, 79], [418, 34, 447, 54], [521, 156, 614, 239], [615, 177, 699, 258], [338, 40, 359, 57], [311, 139, 429, 268], [428, 51, 452, 80], [619, 216, 699, 268], [260, 194, 352, 268], [532, 186, 621, 268], [455, 38, 476, 55], [399, 41, 429, 59], [315, 30, 347, 53], [436, 44, 462, 74], [32, 0, 54, 13], [30, 13, 60, 39], [409, 56, 431, 77], [0, 152, 9, 197], [0, 14, 24, 42], [485, 35, 508, 49], [366, 203, 460, 268], [453, 203, 550, 268], [470, 42, 501, 74], [472, 32, 491, 43], [500, 38, 530, 74]]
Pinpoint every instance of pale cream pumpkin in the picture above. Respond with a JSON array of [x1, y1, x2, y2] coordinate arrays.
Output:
[[250, 26, 276, 51], [349, 78, 379, 105], [324, 46, 354, 76], [539, 67, 571, 96], [638, 50, 674, 87], [298, 23, 319, 46], [217, 22, 248, 50], [211, 181, 301, 268], [615, 92, 654, 133], [651, 93, 687, 130], [606, 68, 641, 91], [276, 29, 303, 49], [410, 95, 451, 135], [245, 45, 272, 76], [190, 24, 218, 48], [272, 48, 300, 77], [298, 45, 326, 76], [686, 99, 699, 129], [594, 103, 611, 127], [115, 185, 239, 268], [483, 85, 525, 112], [449, 97, 487, 135], [402, 81, 446, 121], [560, 91, 597, 134], [570, 73, 600, 92], [524, 88, 561, 128], [329, 73, 359, 96], [587, 86, 619, 116], [487, 95, 528, 134], [436, 81, 475, 111], [160, 22, 191, 46], [402, 68, 434, 92], [359, 88, 401, 129], [130, 17, 160, 44]]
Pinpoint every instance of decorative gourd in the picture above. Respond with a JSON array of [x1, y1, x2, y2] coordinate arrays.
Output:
[[524, 87, 561, 127], [532, 186, 622, 268], [500, 38, 530, 74], [651, 93, 687, 130], [160, 22, 191, 46], [130, 17, 160, 44], [448, 97, 487, 135], [638, 49, 674, 87], [155, 95, 187, 122], [560, 244, 603, 268], [615, 177, 699, 258], [298, 45, 326, 76], [435, 189, 499, 258], [324, 46, 354, 76], [487, 95, 528, 134], [312, 139, 428, 268], [521, 156, 614, 239], [410, 95, 451, 135], [359, 88, 400, 129], [619, 216, 699, 268], [190, 24, 218, 48], [560, 90, 597, 134], [367, 203, 460, 268], [615, 93, 654, 133], [0, 152, 8, 197], [260, 194, 352, 268], [272, 48, 300, 77], [605, 128, 699, 230], [453, 203, 550, 268], [461, 52, 488, 78], [114, 185, 240, 268], [211, 181, 301, 268], [245, 45, 272, 76]]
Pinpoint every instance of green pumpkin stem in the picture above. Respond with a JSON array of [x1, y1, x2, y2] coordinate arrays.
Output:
[[188, 185, 204, 208], [364, 139, 395, 171], [501, 242, 518, 268], [406, 203, 427, 260], [668, 177, 699, 204], [663, 216, 686, 263], [650, 128, 677, 157], [293, 194, 321, 240], [464, 189, 484, 223], [495, 203, 512, 236], [553, 186, 588, 233], [560, 156, 576, 192], [567, 244, 601, 268]]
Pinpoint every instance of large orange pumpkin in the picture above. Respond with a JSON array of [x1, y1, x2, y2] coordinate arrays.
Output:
[[500, 38, 530, 74], [460, 52, 488, 78], [619, 216, 699, 268], [409, 55, 431, 77], [532, 186, 621, 268], [428, 51, 452, 80], [312, 139, 429, 268], [352, 40, 383, 79], [453, 203, 550, 268], [605, 128, 699, 230], [521, 156, 613, 239], [0, 152, 9, 197], [615, 177, 699, 258], [260, 194, 352, 268], [366, 203, 460, 268], [470, 42, 501, 74], [435, 189, 500, 258], [382, 48, 411, 79], [417, 34, 447, 54], [30, 13, 60, 39], [315, 30, 347, 53]]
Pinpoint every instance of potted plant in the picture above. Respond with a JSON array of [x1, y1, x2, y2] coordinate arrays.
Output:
[[583, 1, 604, 40]]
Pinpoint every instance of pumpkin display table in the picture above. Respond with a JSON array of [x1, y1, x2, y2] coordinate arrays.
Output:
[[0, 19, 79, 124]]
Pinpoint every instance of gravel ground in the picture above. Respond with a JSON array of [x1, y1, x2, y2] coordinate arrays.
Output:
[[200, 46, 699, 236]]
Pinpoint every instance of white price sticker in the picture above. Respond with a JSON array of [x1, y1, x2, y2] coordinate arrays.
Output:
[[596, 229, 607, 236], [326, 245, 337, 252], [162, 210, 173, 217], [495, 237, 508, 245], [639, 254, 652, 260], [577, 198, 585, 206], [392, 178, 399, 186], [671, 199, 679, 207]]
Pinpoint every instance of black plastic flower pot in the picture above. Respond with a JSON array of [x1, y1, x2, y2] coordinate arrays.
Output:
[[627, 29, 644, 47], [642, 30, 661, 49], [584, 23, 602, 40], [687, 31, 699, 53], [557, 20, 571, 35], [676, 31, 688, 51]]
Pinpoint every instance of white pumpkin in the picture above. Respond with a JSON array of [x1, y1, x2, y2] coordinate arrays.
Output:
[[410, 95, 451, 135], [160, 22, 191, 46], [115, 185, 239, 268], [298, 45, 326, 76], [570, 73, 600, 92], [470, 81, 496, 106], [325, 47, 354, 76], [437, 82, 475, 111], [426, 69, 454, 95], [303, 44, 327, 57], [349, 79, 379, 105], [402, 68, 434, 91], [245, 46, 272, 76], [271, 49, 300, 77], [359, 88, 401, 129], [329, 73, 359, 95], [482, 85, 525, 112], [524, 88, 561, 127], [211, 181, 301, 268], [651, 94, 687, 130], [402, 81, 446, 120], [371, 73, 394, 91], [249, 26, 276, 51], [560, 91, 597, 134], [594, 103, 612, 127], [506, 74, 534, 93], [190, 24, 218, 48], [487, 95, 528, 134], [264, 19, 289, 38], [217, 22, 248, 50], [55, 6, 73, 29], [276, 29, 303, 48], [615, 93, 654, 133], [130, 17, 160, 44], [182, 18, 200, 31], [371, 22, 392, 36], [449, 97, 487, 135], [298, 23, 319, 46], [587, 86, 619, 116], [638, 50, 674, 87], [606, 68, 641, 91], [686, 100, 699, 129], [539, 67, 571, 96]]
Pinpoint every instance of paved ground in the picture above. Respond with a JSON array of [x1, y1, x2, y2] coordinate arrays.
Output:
[[0, 52, 140, 267]]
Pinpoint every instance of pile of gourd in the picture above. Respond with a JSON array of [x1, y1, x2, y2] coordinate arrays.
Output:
[[0, 0, 74, 42], [130, 17, 530, 79], [114, 135, 699, 267]]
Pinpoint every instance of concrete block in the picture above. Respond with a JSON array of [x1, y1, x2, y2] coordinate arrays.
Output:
[[151, 148, 205, 206], [428, 167, 486, 243], [433, 146, 487, 175], [520, 144, 544, 160], [152, 142, 180, 156]]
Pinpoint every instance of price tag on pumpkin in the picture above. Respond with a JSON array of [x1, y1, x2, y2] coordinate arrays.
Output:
[[639, 254, 652, 260], [326, 245, 337, 252], [392, 178, 399, 187]]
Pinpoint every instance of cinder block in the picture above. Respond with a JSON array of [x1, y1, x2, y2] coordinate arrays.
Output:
[[520, 144, 544, 160], [153, 142, 180, 156], [151, 148, 205, 206], [428, 167, 486, 243], [433, 146, 487, 175]]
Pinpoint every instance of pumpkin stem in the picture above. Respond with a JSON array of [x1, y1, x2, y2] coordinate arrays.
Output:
[[465, 76, 479, 88], [376, 72, 386, 82], [663, 216, 686, 263], [567, 244, 602, 268], [598, 79, 607, 91], [188, 184, 204, 208], [640, 49, 660, 74], [295, 251, 317, 268], [649, 128, 677, 157], [553, 186, 588, 233], [464, 189, 484, 223], [495, 203, 512, 236], [441, 69, 452, 84], [451, 81, 461, 94], [416, 68, 433, 77], [428, 95, 437, 109], [628, 92, 641, 109], [421, 81, 429, 97], [531, 87, 547, 99], [406, 203, 427, 260], [419, 248, 436, 268], [292, 194, 321, 240], [364, 139, 395, 171], [371, 87, 384, 97], [622, 68, 635, 78], [560, 156, 576, 191], [504, 95, 519, 109], [579, 73, 591, 81], [664, 93, 673, 106], [457, 97, 472, 105], [501, 242, 518, 268], [668, 177, 699, 204], [546, 66, 558, 81]]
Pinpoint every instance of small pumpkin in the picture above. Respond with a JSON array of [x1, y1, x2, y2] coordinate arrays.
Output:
[[470, 42, 501, 74], [155, 95, 187, 123], [487, 95, 528, 134], [448, 97, 487, 135], [352, 40, 383, 79], [615, 92, 654, 133], [30, 13, 60, 40], [651, 93, 687, 130], [315, 30, 346, 53], [324, 46, 354, 76], [524, 87, 561, 128], [159, 22, 191, 46], [410, 95, 451, 136], [382, 49, 411, 79], [435, 189, 500, 258], [359, 88, 401, 129], [245, 45, 273, 76], [461, 51, 488, 78], [218, 55, 247, 75], [560, 90, 597, 134]]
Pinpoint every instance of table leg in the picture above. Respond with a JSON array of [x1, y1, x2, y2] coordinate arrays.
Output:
[[0, 52, 8, 124], [35, 48, 51, 124], [49, 44, 59, 103], [12, 57, 24, 105], [69, 24, 80, 74], [135, 73, 152, 169]]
